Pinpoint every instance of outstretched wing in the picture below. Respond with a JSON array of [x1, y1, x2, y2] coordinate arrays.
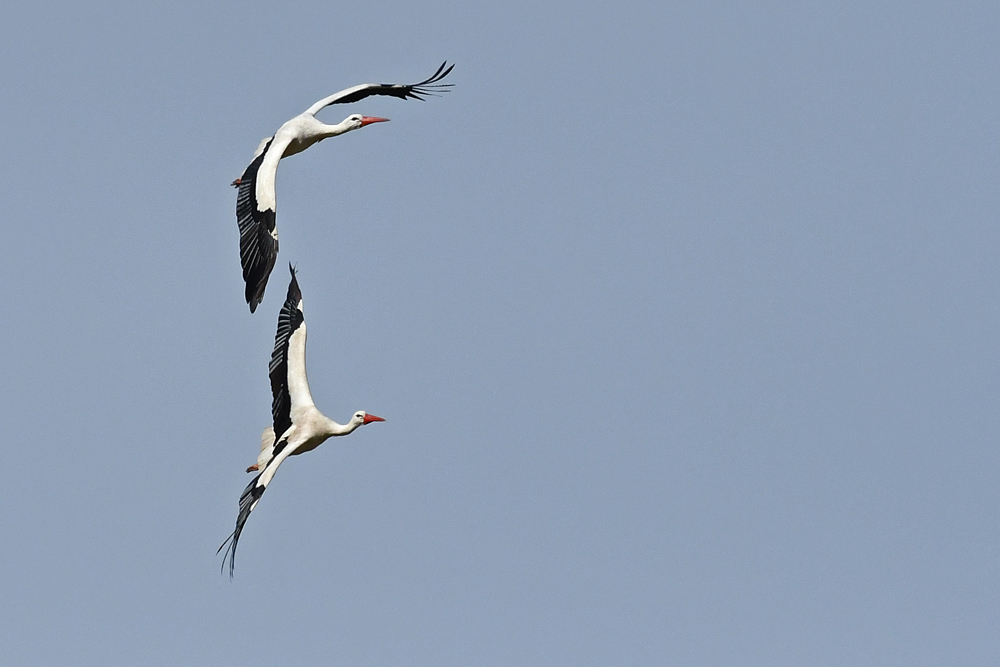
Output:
[[269, 265, 314, 451], [218, 472, 266, 578], [236, 139, 277, 312], [304, 61, 454, 116], [236, 135, 292, 313]]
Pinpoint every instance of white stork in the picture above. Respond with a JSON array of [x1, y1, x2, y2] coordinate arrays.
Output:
[[235, 61, 455, 312], [219, 265, 385, 576]]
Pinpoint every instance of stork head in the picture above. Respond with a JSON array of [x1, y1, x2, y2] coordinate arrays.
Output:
[[351, 411, 386, 428], [344, 114, 390, 131]]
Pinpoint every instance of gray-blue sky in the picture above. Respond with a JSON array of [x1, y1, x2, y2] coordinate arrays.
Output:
[[1, 1, 998, 664]]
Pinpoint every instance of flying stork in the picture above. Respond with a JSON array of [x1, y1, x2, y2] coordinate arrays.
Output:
[[235, 61, 454, 312], [219, 265, 385, 577]]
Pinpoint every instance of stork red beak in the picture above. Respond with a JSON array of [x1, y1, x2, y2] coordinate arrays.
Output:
[[360, 116, 390, 127], [363, 413, 386, 424], [231, 177, 242, 187]]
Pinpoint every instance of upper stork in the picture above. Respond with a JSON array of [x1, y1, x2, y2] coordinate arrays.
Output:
[[219, 265, 385, 576], [235, 62, 454, 312]]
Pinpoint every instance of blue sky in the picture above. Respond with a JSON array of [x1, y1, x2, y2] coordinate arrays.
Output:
[[2, 1, 999, 664]]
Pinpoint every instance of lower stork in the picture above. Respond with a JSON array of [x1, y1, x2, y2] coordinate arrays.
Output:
[[219, 265, 385, 577]]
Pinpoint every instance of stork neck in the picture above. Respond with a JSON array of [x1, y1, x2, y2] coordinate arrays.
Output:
[[318, 119, 353, 139], [323, 415, 360, 437], [281, 117, 352, 158]]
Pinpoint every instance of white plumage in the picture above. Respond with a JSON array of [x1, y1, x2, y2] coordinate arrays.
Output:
[[219, 266, 385, 576], [235, 62, 454, 312]]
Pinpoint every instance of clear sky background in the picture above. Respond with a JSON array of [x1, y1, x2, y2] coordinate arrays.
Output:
[[2, 1, 998, 664]]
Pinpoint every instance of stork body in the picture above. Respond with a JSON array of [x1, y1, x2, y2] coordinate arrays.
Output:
[[236, 62, 454, 312], [219, 266, 385, 577]]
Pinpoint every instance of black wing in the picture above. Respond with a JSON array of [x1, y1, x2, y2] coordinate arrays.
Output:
[[217, 268, 303, 577], [308, 62, 455, 113], [236, 139, 278, 313], [218, 472, 266, 579], [268, 265, 304, 451]]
